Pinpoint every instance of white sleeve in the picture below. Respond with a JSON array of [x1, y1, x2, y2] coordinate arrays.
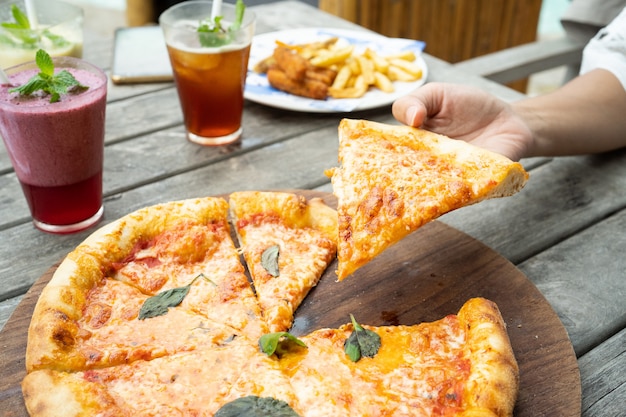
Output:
[[580, 6, 626, 90]]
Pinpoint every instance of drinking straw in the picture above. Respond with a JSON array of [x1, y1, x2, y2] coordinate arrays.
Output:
[[24, 0, 39, 29], [211, 0, 222, 20]]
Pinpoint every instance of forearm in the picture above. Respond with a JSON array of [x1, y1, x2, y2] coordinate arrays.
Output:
[[512, 69, 626, 157]]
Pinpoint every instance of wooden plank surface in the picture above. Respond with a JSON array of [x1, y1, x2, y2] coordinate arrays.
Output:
[[0, 191, 580, 416], [579, 328, 626, 416]]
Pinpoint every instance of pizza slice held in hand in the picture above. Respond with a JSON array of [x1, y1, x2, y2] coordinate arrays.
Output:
[[328, 119, 529, 280], [229, 191, 338, 332]]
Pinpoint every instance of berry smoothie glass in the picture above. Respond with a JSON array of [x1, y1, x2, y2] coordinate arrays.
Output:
[[0, 56, 107, 234]]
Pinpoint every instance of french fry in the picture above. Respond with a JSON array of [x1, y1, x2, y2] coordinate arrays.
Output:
[[388, 58, 423, 78], [331, 65, 352, 90], [310, 45, 354, 67], [348, 57, 361, 75], [387, 65, 417, 82], [384, 50, 416, 61], [353, 74, 367, 91], [364, 48, 389, 73], [356, 55, 375, 85], [373, 71, 394, 93], [328, 84, 368, 99]]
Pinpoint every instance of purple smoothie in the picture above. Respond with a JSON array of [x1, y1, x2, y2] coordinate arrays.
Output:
[[0, 56, 107, 232]]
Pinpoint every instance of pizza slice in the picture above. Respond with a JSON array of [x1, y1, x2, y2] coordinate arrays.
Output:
[[26, 197, 268, 372], [275, 297, 519, 417], [328, 119, 529, 280], [228, 191, 338, 332], [22, 337, 300, 417]]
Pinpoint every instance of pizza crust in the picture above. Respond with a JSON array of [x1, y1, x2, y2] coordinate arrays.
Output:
[[460, 298, 520, 417]]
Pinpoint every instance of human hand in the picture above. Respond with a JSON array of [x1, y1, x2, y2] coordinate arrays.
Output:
[[392, 82, 533, 161]]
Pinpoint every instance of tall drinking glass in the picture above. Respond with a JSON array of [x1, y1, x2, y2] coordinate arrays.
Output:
[[0, 56, 107, 234], [0, 0, 84, 69], [159, 1, 255, 146]]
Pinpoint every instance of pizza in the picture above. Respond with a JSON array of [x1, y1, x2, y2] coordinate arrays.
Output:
[[21, 191, 519, 416], [228, 191, 337, 333], [328, 119, 530, 280]]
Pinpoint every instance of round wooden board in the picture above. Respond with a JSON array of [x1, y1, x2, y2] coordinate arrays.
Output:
[[0, 190, 581, 416]]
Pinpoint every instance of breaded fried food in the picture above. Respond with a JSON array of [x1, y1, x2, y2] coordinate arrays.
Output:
[[267, 68, 328, 100], [273, 46, 309, 82], [305, 67, 337, 86]]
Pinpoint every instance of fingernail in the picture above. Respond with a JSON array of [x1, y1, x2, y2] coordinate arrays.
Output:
[[406, 106, 418, 125]]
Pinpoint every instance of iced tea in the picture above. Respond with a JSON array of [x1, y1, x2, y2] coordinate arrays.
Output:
[[159, 1, 256, 146], [167, 42, 251, 143]]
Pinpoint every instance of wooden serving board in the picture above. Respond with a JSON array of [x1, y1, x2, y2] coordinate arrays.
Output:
[[0, 190, 581, 416]]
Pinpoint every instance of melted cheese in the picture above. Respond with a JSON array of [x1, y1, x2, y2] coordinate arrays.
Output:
[[281, 316, 469, 416], [112, 220, 267, 340]]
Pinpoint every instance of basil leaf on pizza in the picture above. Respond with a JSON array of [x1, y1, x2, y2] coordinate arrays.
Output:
[[261, 244, 280, 277], [215, 395, 301, 417], [138, 273, 210, 320], [344, 314, 381, 362], [259, 332, 307, 356]]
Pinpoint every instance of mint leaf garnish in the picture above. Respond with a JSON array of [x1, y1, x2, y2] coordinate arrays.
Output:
[[197, 0, 246, 47], [1, 5, 69, 49], [9, 49, 88, 103], [231, 0, 245, 31], [8, 4, 30, 29]]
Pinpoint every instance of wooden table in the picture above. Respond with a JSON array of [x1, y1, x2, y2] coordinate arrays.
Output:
[[0, 2, 624, 416]]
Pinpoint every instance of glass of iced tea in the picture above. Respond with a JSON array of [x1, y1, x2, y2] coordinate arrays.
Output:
[[0, 0, 84, 69], [159, 0, 256, 146], [0, 54, 107, 234]]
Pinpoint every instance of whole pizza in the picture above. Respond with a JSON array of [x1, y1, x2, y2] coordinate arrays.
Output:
[[22, 120, 526, 416]]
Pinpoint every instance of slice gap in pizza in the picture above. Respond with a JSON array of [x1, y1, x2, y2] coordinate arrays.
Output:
[[329, 119, 529, 280], [228, 191, 338, 333], [25, 197, 268, 373]]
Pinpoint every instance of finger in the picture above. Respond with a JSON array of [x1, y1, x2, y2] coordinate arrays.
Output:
[[392, 94, 427, 127], [392, 83, 446, 127]]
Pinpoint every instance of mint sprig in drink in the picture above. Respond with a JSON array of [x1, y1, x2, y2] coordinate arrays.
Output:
[[0, 50, 107, 234], [160, 0, 256, 146], [0, 0, 83, 69]]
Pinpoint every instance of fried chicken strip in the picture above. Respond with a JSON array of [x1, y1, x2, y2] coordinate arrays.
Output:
[[267, 68, 328, 100]]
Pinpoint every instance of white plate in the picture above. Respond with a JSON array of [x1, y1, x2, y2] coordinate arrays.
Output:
[[244, 28, 427, 113]]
